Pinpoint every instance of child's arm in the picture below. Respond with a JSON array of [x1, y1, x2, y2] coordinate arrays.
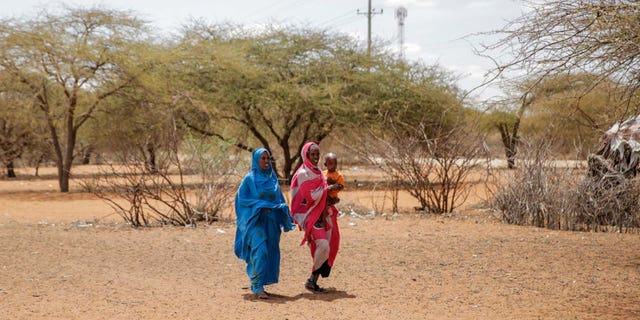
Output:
[[334, 172, 345, 192]]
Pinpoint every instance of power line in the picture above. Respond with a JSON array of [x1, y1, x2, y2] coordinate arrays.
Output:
[[318, 10, 354, 27], [332, 16, 361, 29], [321, 14, 360, 30], [276, 0, 308, 13], [244, 0, 292, 19], [245, 0, 309, 21]]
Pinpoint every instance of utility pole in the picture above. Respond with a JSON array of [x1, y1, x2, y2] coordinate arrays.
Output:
[[357, 0, 383, 56]]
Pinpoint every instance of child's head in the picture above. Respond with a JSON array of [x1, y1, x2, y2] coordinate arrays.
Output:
[[324, 153, 338, 172]]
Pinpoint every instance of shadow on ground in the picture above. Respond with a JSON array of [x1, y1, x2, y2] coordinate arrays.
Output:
[[242, 288, 356, 304]]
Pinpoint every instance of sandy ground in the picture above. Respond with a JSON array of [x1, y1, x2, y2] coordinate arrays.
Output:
[[1, 166, 640, 319]]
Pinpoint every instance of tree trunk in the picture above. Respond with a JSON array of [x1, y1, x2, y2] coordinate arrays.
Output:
[[506, 150, 516, 169], [496, 93, 530, 170], [504, 138, 517, 169], [52, 131, 66, 192], [82, 147, 92, 165], [279, 141, 292, 182], [60, 138, 75, 193], [146, 144, 157, 174], [34, 154, 45, 177], [59, 107, 78, 193], [498, 122, 518, 169], [6, 161, 16, 178]]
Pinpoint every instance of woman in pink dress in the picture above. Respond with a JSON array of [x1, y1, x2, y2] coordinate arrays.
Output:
[[290, 142, 340, 293]]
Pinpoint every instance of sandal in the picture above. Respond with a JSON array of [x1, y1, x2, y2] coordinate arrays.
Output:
[[304, 279, 327, 294], [255, 291, 269, 299]]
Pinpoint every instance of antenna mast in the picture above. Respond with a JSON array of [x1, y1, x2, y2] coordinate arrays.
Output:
[[395, 6, 407, 60]]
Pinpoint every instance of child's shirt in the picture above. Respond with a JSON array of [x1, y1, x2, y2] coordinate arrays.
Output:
[[324, 170, 345, 199]]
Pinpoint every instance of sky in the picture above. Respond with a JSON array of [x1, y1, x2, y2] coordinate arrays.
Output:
[[0, 0, 526, 100]]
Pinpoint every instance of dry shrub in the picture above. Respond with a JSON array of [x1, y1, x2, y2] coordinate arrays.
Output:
[[492, 142, 576, 229], [180, 134, 240, 222], [87, 158, 195, 227], [347, 119, 483, 215], [573, 156, 640, 232], [82, 128, 240, 227], [492, 142, 640, 233]]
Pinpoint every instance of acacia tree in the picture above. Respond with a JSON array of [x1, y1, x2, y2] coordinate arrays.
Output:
[[0, 103, 32, 178], [522, 73, 628, 155], [345, 59, 475, 214], [173, 24, 371, 180], [90, 73, 176, 173], [481, 0, 640, 116], [484, 92, 532, 169], [0, 72, 35, 177], [0, 6, 151, 192], [484, 72, 630, 166]]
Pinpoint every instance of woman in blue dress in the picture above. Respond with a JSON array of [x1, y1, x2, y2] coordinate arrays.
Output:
[[234, 148, 294, 299]]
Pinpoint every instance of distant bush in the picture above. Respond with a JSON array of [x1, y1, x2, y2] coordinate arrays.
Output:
[[491, 143, 640, 233], [82, 128, 240, 227]]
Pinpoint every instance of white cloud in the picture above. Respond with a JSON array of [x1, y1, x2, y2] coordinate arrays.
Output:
[[464, 0, 499, 9], [385, 41, 428, 60], [404, 42, 422, 54], [448, 64, 487, 80]]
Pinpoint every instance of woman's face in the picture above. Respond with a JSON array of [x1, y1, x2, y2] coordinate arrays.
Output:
[[307, 148, 320, 166], [259, 152, 271, 170]]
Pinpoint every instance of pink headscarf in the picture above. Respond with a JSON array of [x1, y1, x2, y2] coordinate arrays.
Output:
[[290, 142, 327, 245]]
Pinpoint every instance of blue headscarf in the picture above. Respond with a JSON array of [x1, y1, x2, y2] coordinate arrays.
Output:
[[234, 148, 294, 262], [250, 148, 279, 201]]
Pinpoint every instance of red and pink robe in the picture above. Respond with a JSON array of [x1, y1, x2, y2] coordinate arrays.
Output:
[[290, 142, 340, 276]]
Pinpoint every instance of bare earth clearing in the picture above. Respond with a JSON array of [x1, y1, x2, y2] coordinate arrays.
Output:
[[1, 165, 639, 319]]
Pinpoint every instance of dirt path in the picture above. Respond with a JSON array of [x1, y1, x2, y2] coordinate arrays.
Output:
[[2, 212, 640, 319], [1, 166, 639, 319]]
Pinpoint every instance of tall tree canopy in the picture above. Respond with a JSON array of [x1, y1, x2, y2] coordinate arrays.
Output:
[[0, 73, 36, 177], [475, 0, 640, 165], [0, 5, 152, 191], [173, 24, 375, 180], [483, 0, 640, 114], [172, 23, 464, 180], [522, 73, 627, 154]]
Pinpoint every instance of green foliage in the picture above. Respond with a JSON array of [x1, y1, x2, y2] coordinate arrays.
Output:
[[0, 5, 153, 191], [171, 23, 380, 179], [0, 7, 466, 187], [344, 59, 462, 137], [0, 78, 34, 176], [522, 73, 629, 156], [481, 109, 519, 130]]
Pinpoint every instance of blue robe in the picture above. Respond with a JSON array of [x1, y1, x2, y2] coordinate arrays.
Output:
[[234, 148, 294, 294]]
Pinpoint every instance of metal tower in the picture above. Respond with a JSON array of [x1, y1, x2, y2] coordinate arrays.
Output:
[[395, 6, 407, 60]]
